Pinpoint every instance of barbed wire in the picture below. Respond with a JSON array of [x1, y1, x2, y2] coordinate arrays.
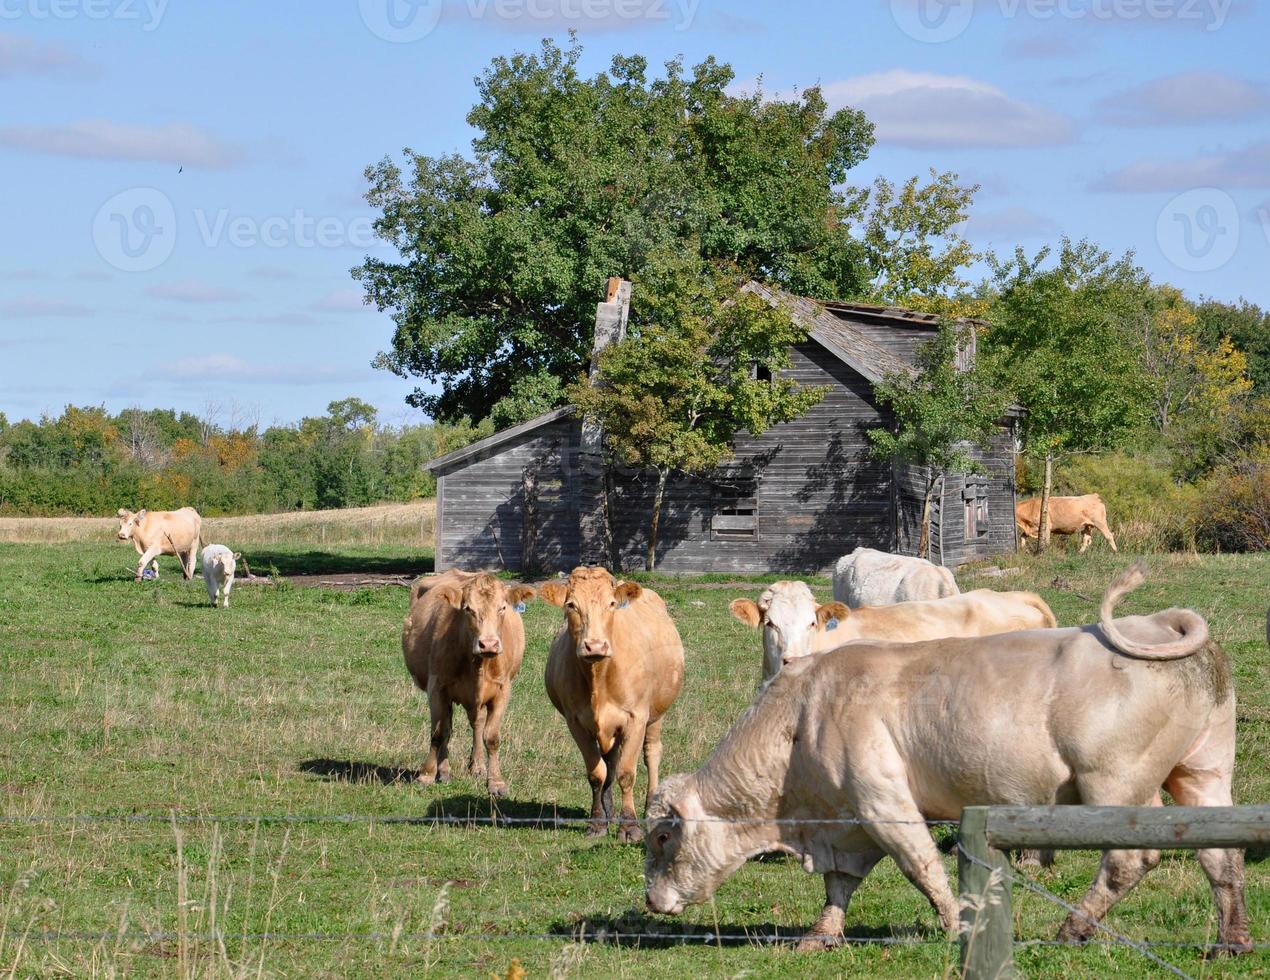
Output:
[[0, 811, 959, 828]]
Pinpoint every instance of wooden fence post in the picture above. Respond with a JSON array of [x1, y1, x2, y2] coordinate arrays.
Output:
[[958, 806, 1016, 979]]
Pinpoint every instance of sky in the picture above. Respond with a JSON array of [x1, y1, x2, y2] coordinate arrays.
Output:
[[1, 0, 1267, 427]]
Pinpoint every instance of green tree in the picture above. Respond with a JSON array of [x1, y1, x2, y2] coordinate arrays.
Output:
[[570, 279, 825, 570], [356, 38, 980, 426], [1194, 297, 1270, 397], [984, 239, 1153, 550], [867, 322, 1010, 559]]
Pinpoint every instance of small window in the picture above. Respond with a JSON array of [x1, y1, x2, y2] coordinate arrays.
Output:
[[962, 477, 991, 539], [751, 362, 774, 383], [713, 496, 759, 541]]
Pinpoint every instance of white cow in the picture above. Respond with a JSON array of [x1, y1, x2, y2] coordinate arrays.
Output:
[[201, 545, 239, 608], [833, 547, 959, 608]]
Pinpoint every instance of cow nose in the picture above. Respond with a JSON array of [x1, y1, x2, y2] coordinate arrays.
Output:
[[477, 636, 501, 656], [582, 639, 610, 658]]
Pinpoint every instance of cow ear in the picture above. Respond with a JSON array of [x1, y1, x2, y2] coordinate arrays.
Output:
[[136, 509, 147, 521], [117, 508, 131, 518], [540, 582, 567, 607], [729, 599, 762, 629], [232, 552, 242, 561], [614, 581, 642, 606], [817, 602, 850, 629], [433, 585, 462, 609], [508, 585, 535, 607]]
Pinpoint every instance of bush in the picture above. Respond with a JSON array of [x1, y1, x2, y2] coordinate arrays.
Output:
[[1194, 463, 1270, 552]]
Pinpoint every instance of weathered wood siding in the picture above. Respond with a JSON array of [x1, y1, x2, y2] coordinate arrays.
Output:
[[435, 419, 580, 573], [604, 340, 896, 574], [842, 317, 937, 365]]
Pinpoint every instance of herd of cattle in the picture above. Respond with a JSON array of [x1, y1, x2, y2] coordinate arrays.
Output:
[[112, 496, 1254, 956]]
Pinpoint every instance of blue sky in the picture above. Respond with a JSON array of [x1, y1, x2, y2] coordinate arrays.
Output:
[[1, 0, 1267, 426]]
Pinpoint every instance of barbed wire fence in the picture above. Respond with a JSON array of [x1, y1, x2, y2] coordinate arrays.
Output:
[[2, 809, 1265, 976]]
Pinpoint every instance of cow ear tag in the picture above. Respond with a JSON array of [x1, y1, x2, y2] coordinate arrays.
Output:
[[826, 618, 839, 631], [514, 602, 527, 614], [618, 601, 630, 610]]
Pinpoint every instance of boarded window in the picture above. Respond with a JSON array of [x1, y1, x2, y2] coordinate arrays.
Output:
[[963, 476, 991, 539], [713, 497, 758, 541]]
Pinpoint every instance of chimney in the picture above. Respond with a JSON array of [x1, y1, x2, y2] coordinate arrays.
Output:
[[578, 277, 631, 568]]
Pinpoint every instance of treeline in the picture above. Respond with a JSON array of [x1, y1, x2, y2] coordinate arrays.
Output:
[[0, 398, 490, 517]]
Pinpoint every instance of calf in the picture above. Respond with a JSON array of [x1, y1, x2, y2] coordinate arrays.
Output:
[[542, 568, 685, 842], [200, 545, 239, 608], [731, 581, 1056, 681], [402, 570, 535, 797], [1016, 493, 1118, 553], [647, 564, 1249, 955], [833, 548, 959, 608], [116, 507, 202, 581]]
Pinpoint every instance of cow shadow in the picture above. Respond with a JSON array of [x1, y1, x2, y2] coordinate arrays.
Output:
[[244, 551, 433, 577], [548, 911, 920, 948], [300, 758, 418, 785]]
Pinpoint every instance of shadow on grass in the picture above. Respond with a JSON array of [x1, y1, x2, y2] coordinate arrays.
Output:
[[300, 758, 417, 785], [242, 551, 433, 577], [548, 912, 918, 948]]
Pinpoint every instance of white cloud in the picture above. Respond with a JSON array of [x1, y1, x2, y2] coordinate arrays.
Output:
[[959, 206, 1060, 242], [310, 289, 369, 313], [146, 280, 250, 303], [160, 353, 365, 386], [0, 297, 94, 317], [1091, 141, 1270, 192], [813, 71, 1077, 148], [0, 119, 242, 169], [0, 33, 98, 79], [1097, 72, 1269, 127]]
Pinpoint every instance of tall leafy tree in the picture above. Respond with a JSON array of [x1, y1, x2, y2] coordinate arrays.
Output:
[[570, 276, 825, 570], [867, 322, 1009, 559], [983, 239, 1153, 550], [356, 38, 977, 425]]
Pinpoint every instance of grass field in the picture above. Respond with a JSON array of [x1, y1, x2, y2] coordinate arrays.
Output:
[[1, 539, 1268, 978]]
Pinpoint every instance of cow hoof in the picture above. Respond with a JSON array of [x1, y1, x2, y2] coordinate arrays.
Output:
[[1207, 936, 1254, 958], [617, 821, 644, 844], [586, 822, 608, 838], [795, 933, 843, 953], [1055, 920, 1095, 946], [487, 782, 508, 799], [415, 773, 438, 786]]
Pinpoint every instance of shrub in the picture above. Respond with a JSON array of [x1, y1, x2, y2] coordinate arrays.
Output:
[[1194, 463, 1270, 552]]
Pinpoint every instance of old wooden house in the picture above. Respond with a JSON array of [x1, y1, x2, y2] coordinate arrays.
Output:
[[424, 281, 1019, 575]]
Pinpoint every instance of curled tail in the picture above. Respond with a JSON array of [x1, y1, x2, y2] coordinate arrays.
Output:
[[1028, 593, 1058, 629], [1099, 561, 1208, 661]]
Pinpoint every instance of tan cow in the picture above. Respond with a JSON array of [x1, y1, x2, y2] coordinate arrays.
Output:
[[730, 581, 1057, 682], [1016, 494, 1118, 553], [116, 507, 202, 581], [542, 568, 685, 842], [402, 569, 535, 797], [645, 564, 1249, 954]]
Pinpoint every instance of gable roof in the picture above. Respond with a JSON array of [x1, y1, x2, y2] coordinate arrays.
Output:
[[424, 284, 932, 474]]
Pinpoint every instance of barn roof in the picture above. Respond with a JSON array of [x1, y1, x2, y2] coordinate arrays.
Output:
[[425, 283, 935, 474]]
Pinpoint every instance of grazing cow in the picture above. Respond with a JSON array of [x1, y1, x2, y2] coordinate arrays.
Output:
[[200, 544, 239, 608], [730, 581, 1056, 682], [646, 564, 1249, 955], [116, 507, 202, 581], [402, 569, 536, 798], [1016, 494, 1118, 553], [833, 548, 959, 608], [542, 568, 685, 842]]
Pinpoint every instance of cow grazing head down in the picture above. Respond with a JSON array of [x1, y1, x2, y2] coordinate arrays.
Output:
[[645, 773, 749, 915], [116, 508, 147, 540], [729, 581, 849, 679], [431, 573, 535, 658], [540, 567, 642, 663]]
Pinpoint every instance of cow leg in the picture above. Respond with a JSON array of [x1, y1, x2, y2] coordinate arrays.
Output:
[[601, 742, 619, 826], [203, 571, 217, 607], [1165, 745, 1251, 953], [615, 718, 648, 843], [564, 717, 608, 836], [482, 696, 511, 799], [1096, 520, 1118, 553], [136, 544, 163, 581], [181, 548, 196, 580], [795, 849, 885, 952], [643, 717, 664, 808], [222, 576, 232, 608], [417, 687, 453, 786], [1057, 848, 1161, 944], [1078, 528, 1093, 554], [467, 703, 487, 779]]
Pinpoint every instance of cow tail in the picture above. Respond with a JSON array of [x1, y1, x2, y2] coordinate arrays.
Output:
[[1099, 561, 1208, 661], [1030, 594, 1058, 629]]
